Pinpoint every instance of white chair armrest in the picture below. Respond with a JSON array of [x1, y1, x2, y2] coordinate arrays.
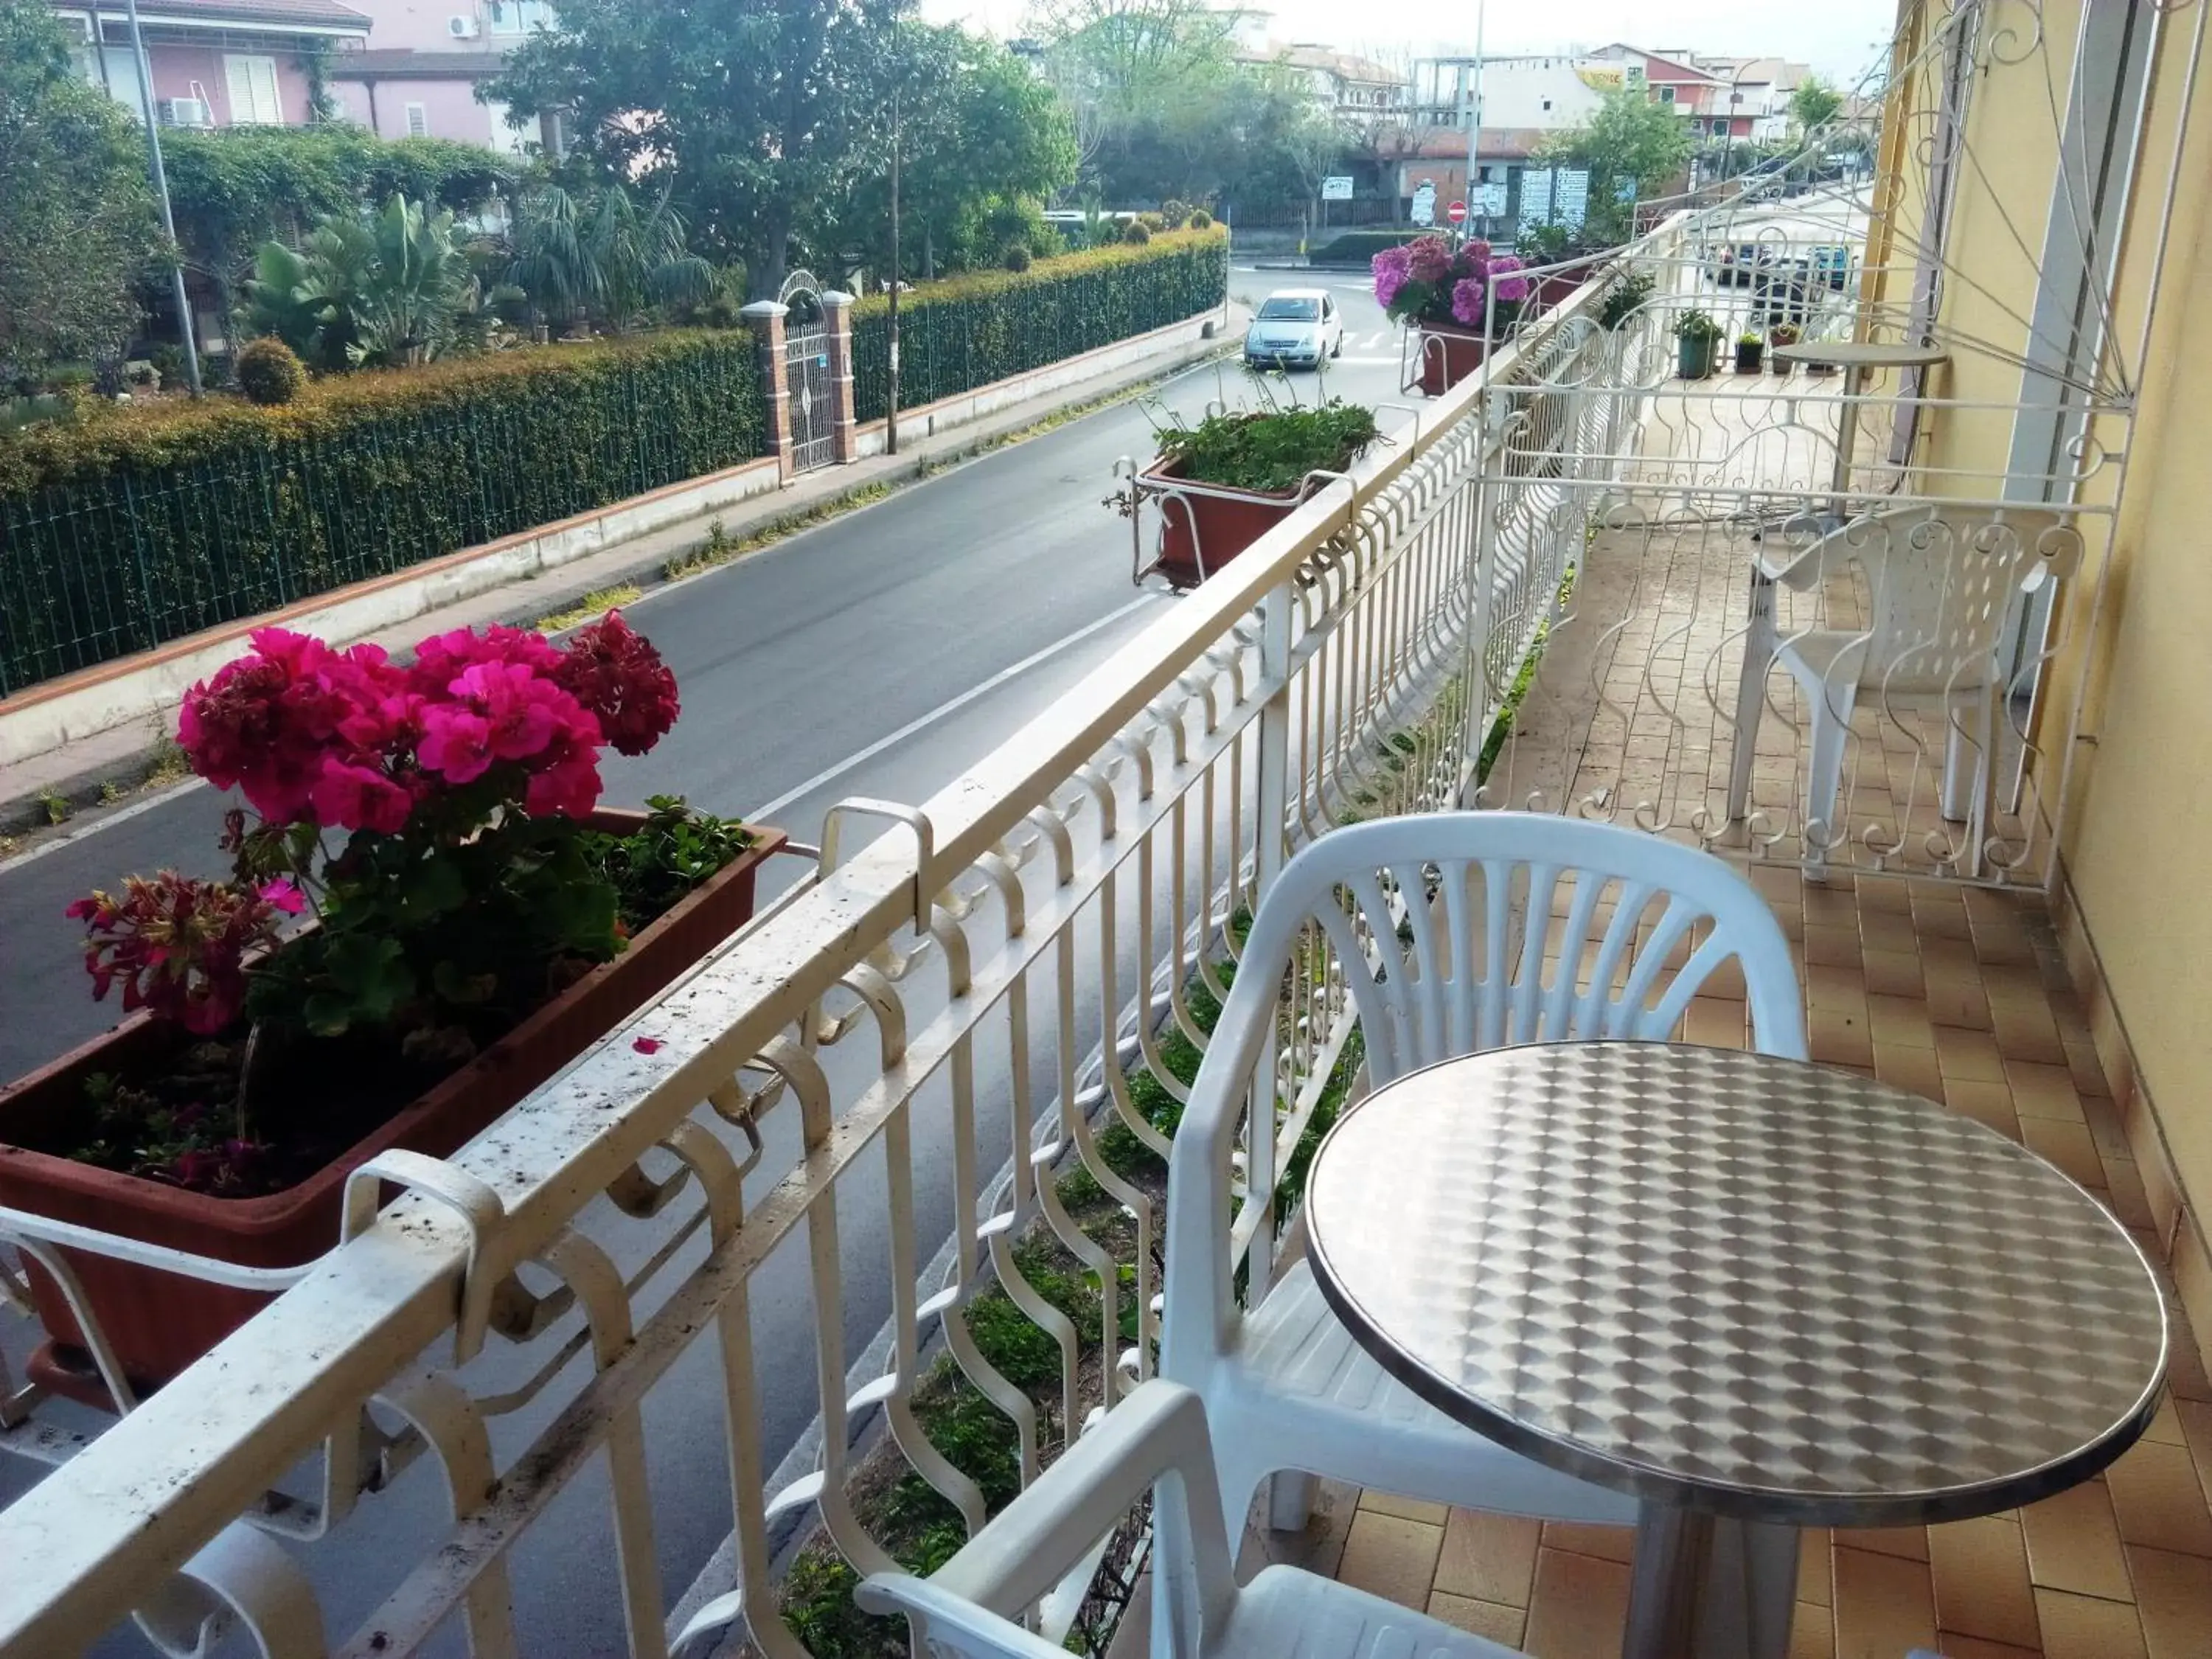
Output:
[[856, 1381, 1227, 1624], [853, 1573, 1071, 1659]]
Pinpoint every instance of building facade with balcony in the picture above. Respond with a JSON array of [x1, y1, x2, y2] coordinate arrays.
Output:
[[53, 0, 369, 128], [323, 0, 555, 153]]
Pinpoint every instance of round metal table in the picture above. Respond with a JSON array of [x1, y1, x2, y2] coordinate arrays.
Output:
[[1303, 1042, 2168, 1659]]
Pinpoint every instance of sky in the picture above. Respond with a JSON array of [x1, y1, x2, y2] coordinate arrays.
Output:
[[917, 0, 1901, 83]]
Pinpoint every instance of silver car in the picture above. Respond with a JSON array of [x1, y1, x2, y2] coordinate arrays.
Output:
[[1243, 288, 1344, 370]]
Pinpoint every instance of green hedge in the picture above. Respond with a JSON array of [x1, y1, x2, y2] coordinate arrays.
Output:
[[849, 228, 1226, 422], [0, 333, 766, 695], [1310, 229, 1424, 265], [0, 228, 1227, 696]]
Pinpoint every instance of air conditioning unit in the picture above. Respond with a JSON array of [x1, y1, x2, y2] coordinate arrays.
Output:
[[448, 14, 479, 37], [158, 97, 212, 128]]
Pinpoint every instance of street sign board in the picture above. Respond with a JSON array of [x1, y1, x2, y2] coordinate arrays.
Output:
[[1410, 181, 1437, 226], [1446, 198, 1467, 225], [1321, 175, 1354, 201]]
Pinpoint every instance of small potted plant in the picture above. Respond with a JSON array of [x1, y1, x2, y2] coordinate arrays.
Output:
[[1767, 322, 1801, 374], [1121, 383, 1382, 590], [1674, 310, 1724, 379], [1372, 234, 1532, 396], [1735, 330, 1766, 375], [0, 615, 787, 1402]]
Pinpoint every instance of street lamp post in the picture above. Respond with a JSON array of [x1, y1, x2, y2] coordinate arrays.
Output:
[[122, 0, 202, 394], [887, 89, 901, 457]]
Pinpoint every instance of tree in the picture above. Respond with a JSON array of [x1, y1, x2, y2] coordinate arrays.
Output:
[[1790, 76, 1844, 139], [507, 184, 714, 333], [484, 0, 896, 299], [0, 0, 159, 385], [811, 26, 1076, 280], [1536, 87, 1693, 245], [161, 126, 512, 338]]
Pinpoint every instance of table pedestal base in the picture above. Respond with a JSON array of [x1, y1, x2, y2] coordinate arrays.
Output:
[[1624, 1506, 1797, 1659]]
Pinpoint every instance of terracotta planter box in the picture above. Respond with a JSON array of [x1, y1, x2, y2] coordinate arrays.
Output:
[[0, 812, 785, 1405], [1535, 258, 1603, 311], [1412, 320, 1499, 397], [1139, 455, 1321, 591]]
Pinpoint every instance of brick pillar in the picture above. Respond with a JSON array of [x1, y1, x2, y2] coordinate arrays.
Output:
[[741, 299, 793, 483], [821, 290, 858, 463]]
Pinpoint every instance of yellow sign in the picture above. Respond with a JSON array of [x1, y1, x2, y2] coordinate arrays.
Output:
[[1576, 66, 1627, 89]]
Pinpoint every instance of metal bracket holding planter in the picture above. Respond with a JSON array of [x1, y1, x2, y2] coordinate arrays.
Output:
[[1110, 459, 1361, 592]]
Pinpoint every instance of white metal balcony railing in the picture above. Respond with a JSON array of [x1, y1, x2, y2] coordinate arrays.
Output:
[[0, 176, 2133, 1659]]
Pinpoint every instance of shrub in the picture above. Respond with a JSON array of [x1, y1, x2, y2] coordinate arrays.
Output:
[[1001, 241, 1032, 273], [1189, 209, 1213, 229], [1122, 219, 1152, 245], [1136, 212, 1166, 233], [234, 338, 307, 406], [846, 227, 1227, 422], [0, 331, 768, 694], [1311, 229, 1422, 265], [1159, 198, 1192, 229]]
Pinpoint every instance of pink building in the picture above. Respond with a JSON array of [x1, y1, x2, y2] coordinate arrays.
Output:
[[55, 0, 371, 128], [326, 0, 560, 153]]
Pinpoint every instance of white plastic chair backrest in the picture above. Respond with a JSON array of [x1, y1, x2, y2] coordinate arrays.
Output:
[[1783, 504, 2076, 697], [1164, 813, 1804, 1367]]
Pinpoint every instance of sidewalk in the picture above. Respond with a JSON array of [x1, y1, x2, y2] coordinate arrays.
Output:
[[0, 312, 1242, 838]]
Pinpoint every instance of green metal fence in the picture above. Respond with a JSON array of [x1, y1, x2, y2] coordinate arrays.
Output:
[[0, 234, 1229, 699], [0, 339, 768, 697]]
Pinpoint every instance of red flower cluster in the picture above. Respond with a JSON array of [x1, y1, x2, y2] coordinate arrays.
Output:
[[175, 615, 680, 835], [66, 872, 296, 1034], [555, 612, 681, 757]]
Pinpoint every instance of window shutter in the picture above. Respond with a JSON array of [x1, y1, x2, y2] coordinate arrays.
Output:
[[223, 54, 254, 122], [406, 102, 429, 138], [223, 55, 281, 124]]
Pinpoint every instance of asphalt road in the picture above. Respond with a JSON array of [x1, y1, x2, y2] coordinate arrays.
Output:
[[1, 270, 1407, 1655], [0, 270, 1405, 1083]]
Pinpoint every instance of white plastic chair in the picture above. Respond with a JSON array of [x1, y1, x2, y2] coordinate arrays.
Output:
[[1160, 812, 1806, 1540], [1729, 504, 2080, 872], [855, 1380, 1530, 1659]]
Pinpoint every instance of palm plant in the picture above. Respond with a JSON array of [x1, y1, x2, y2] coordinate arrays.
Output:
[[506, 184, 714, 335], [247, 195, 484, 372]]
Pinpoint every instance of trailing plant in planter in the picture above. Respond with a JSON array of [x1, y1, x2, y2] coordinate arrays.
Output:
[[2, 613, 787, 1399], [1148, 391, 1380, 495], [1124, 382, 1382, 589], [1736, 331, 1765, 374]]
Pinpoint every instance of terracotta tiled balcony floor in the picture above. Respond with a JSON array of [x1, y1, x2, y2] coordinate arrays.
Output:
[[1256, 880, 2212, 1659]]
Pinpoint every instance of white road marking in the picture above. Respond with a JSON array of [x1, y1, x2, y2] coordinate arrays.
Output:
[[745, 594, 1164, 822], [0, 778, 209, 874]]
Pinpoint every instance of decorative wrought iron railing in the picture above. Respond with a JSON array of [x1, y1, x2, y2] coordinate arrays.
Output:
[[0, 158, 2145, 1656], [0, 220, 1665, 1659]]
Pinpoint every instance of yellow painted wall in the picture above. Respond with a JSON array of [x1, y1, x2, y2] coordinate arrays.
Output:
[[1884, 0, 2212, 1213], [2055, 19, 2212, 1218]]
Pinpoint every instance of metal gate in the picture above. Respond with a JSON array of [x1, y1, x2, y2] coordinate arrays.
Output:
[[781, 271, 835, 475]]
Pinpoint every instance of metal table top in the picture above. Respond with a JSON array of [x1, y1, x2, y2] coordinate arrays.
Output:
[[1304, 1043, 2168, 1527]]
